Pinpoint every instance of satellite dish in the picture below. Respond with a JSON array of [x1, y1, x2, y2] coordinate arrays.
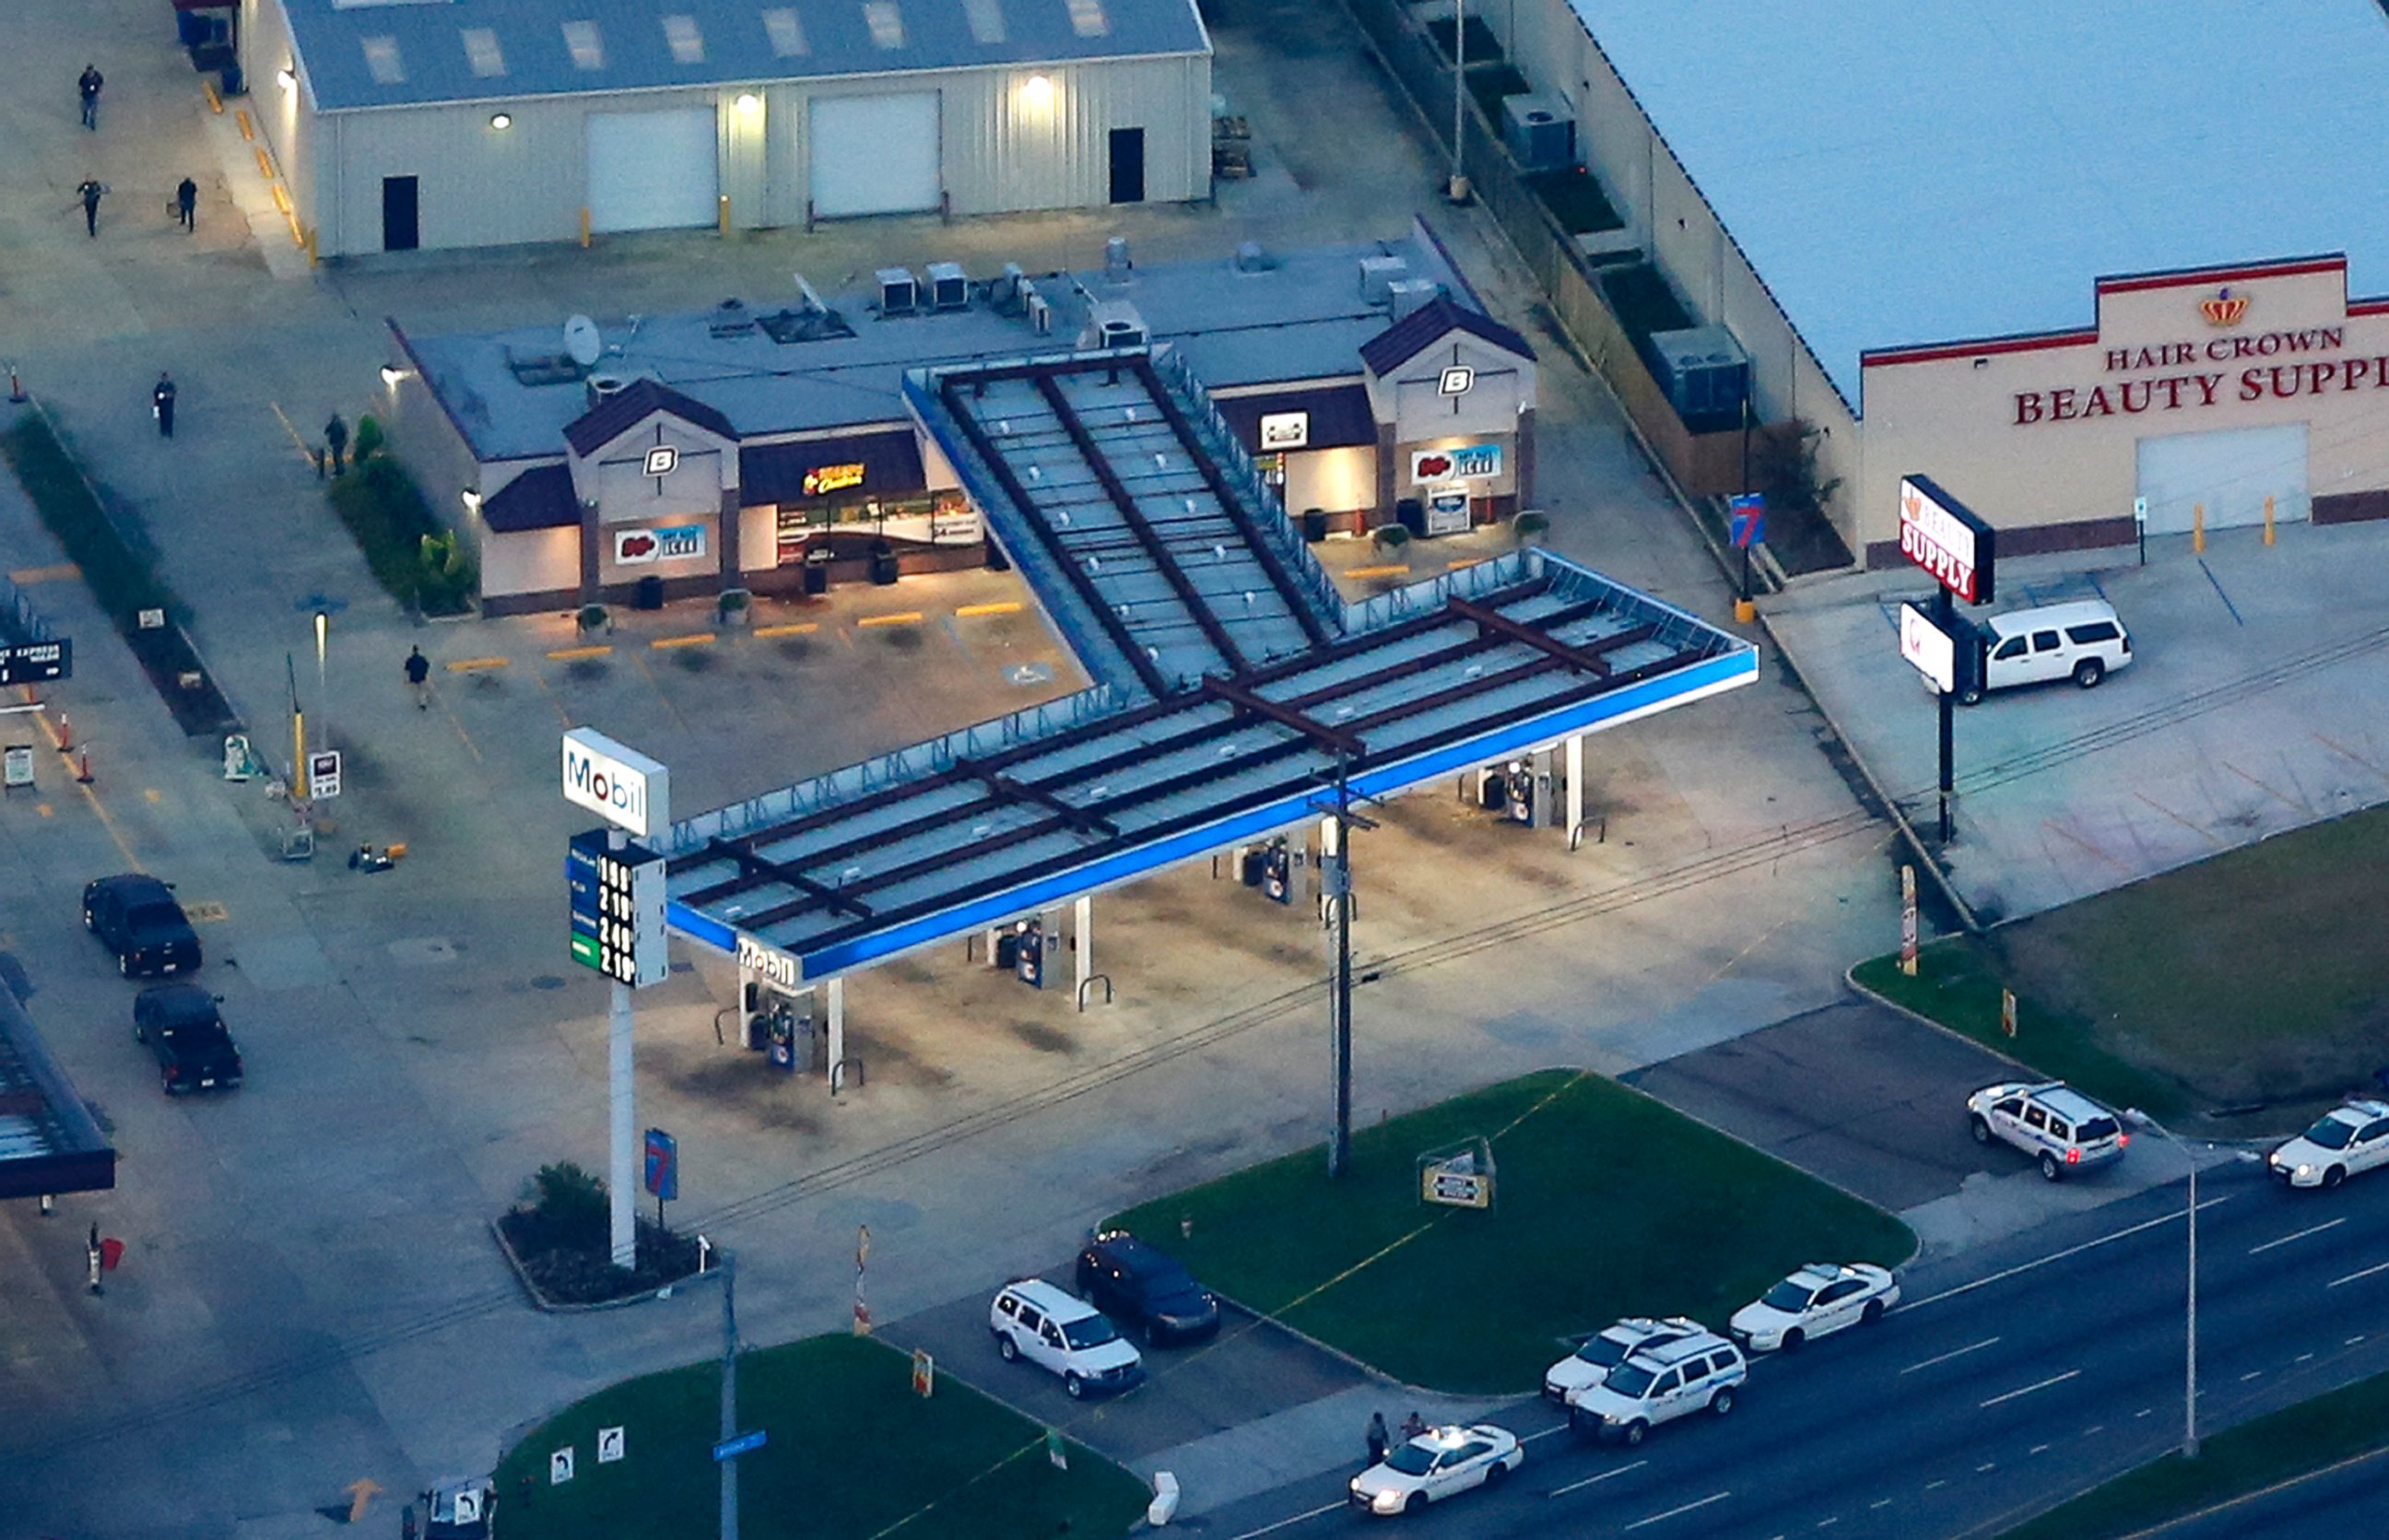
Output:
[[563, 314, 602, 369]]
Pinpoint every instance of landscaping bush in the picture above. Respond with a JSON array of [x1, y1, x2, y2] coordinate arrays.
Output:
[[327, 449, 473, 615], [351, 414, 385, 463], [0, 417, 176, 630], [498, 1161, 702, 1305]]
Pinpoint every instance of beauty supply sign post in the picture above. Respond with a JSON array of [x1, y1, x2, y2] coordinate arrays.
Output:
[[1897, 476, 1996, 843]]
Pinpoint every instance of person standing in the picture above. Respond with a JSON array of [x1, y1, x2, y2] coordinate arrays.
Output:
[[1365, 1411, 1390, 1467], [175, 176, 198, 233], [77, 65, 102, 131], [74, 178, 106, 238], [152, 373, 177, 439], [404, 645, 430, 710], [1399, 1410, 1429, 1441], [324, 412, 349, 475]]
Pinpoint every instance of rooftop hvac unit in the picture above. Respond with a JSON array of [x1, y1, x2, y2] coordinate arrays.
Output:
[[876, 267, 920, 316], [999, 261, 1028, 308], [1086, 299, 1148, 350], [1646, 324, 1750, 428], [1385, 279, 1442, 322], [1359, 254, 1409, 304], [926, 262, 970, 312], [1501, 93, 1577, 172], [1021, 282, 1052, 335], [1103, 235, 1132, 282]]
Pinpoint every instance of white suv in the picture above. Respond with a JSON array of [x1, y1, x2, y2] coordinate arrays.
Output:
[[1544, 1316, 1704, 1404], [1968, 1081, 2128, 1181], [989, 1278, 1146, 1398], [1565, 1331, 1747, 1446]]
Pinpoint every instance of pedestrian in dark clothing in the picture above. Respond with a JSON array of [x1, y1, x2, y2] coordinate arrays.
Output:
[[176, 177, 198, 232], [404, 645, 430, 709], [152, 373, 177, 438], [1365, 1411, 1390, 1467], [74, 178, 106, 237], [324, 412, 349, 474], [86, 1222, 103, 1295], [78, 65, 102, 130]]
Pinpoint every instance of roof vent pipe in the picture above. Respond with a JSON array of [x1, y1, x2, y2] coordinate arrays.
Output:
[[1104, 236, 1131, 283]]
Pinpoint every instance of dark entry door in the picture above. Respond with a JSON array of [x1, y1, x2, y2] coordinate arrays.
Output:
[[1107, 128, 1146, 205], [382, 175, 419, 252]]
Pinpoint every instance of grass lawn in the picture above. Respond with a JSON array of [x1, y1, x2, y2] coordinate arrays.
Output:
[[491, 1334, 1149, 1540], [2005, 1364, 2389, 1540], [1854, 805, 2389, 1128], [1108, 1070, 1913, 1393]]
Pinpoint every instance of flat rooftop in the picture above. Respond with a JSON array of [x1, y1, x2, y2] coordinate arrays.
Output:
[[0, 977, 117, 1201], [1568, 0, 2389, 407], [402, 229, 1467, 463], [285, 0, 1207, 113]]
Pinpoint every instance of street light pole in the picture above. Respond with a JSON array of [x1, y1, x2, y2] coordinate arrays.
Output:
[[1325, 746, 1353, 1179], [2127, 1110, 2198, 1458]]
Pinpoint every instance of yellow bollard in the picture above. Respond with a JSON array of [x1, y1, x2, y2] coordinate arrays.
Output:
[[580, 206, 592, 248], [236, 108, 253, 142], [2264, 494, 2276, 547], [1734, 596, 1757, 625], [2192, 501, 2205, 554], [202, 79, 222, 114], [718, 194, 731, 234]]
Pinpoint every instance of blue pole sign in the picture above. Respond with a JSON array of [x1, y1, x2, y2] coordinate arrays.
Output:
[[642, 1127, 678, 1201], [1728, 493, 1766, 550], [712, 1429, 767, 1462]]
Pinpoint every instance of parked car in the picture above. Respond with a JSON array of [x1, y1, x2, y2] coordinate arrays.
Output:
[[1728, 1263, 1899, 1352], [2269, 1100, 2389, 1189], [1347, 1423, 1522, 1516], [1544, 1315, 1704, 1404], [1567, 1331, 1746, 1445], [133, 983, 243, 1095], [989, 1277, 1145, 1399], [1075, 1230, 1221, 1346], [84, 873, 201, 978], [1959, 599, 2132, 704], [1968, 1080, 2129, 1181]]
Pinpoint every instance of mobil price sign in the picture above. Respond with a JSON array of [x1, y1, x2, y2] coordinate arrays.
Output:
[[1897, 476, 1996, 605]]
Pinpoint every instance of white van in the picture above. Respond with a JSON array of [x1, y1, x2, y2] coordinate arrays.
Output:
[[1959, 599, 2132, 704]]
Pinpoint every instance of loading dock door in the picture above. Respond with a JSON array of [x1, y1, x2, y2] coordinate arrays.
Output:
[[586, 108, 720, 233], [810, 93, 940, 217], [2136, 423, 2309, 534]]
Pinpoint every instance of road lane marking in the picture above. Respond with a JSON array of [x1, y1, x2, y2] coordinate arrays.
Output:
[[2240, 1370, 2263, 1381], [1550, 1458, 1646, 1497], [2351, 1335, 2369, 1345], [956, 600, 1024, 617], [1903, 1195, 2236, 1311], [2029, 1443, 2050, 1455], [1901, 1336, 2001, 1374], [1870, 1498, 1893, 1509], [547, 644, 612, 661], [2251, 1217, 2345, 1254], [1976, 1464, 1995, 1473], [857, 610, 924, 628], [754, 621, 820, 639], [650, 632, 716, 650], [1624, 1491, 1730, 1530], [7, 564, 78, 583], [1980, 1369, 2080, 1408], [2329, 1260, 2389, 1289], [1224, 1499, 1344, 1539], [2136, 1407, 2153, 1417], [2084, 1425, 2104, 1435], [445, 656, 509, 673], [2295, 1353, 2315, 1364], [1924, 1480, 1948, 1490], [1521, 1424, 1571, 1442]]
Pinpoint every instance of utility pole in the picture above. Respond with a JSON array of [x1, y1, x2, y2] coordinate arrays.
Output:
[[1326, 746, 1353, 1179], [1933, 587, 1955, 843], [1449, 0, 1468, 202], [720, 1250, 740, 1539]]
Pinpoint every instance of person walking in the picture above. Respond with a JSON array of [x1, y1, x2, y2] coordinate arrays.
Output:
[[74, 178, 106, 237], [404, 645, 430, 710], [1365, 1411, 1390, 1467], [175, 176, 198, 233], [324, 412, 349, 475], [77, 65, 102, 130], [152, 373, 177, 439]]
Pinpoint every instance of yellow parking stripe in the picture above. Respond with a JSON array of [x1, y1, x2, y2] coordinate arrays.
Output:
[[445, 656, 509, 673], [6, 564, 78, 583], [956, 600, 1024, 617], [753, 621, 820, 639], [547, 644, 612, 661], [650, 632, 716, 650], [1344, 564, 1409, 579], [857, 611, 924, 628]]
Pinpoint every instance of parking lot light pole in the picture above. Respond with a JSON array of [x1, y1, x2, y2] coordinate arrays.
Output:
[[2125, 1109, 2197, 1458]]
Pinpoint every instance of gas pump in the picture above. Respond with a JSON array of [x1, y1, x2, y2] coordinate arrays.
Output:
[[1502, 758, 1536, 825], [1260, 838, 1293, 903], [746, 982, 812, 1073], [1016, 919, 1045, 988]]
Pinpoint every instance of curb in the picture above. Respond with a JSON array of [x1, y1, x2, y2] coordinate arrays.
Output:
[[487, 1216, 715, 1314]]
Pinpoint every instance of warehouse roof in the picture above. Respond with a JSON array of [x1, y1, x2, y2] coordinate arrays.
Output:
[[284, 0, 1210, 112], [397, 226, 1473, 462], [1567, 0, 2389, 408]]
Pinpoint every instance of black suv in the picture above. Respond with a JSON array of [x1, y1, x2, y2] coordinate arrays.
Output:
[[134, 983, 243, 1095], [84, 874, 201, 978], [1075, 1231, 1221, 1346]]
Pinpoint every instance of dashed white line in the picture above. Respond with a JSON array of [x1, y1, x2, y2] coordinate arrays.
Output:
[[2135, 1407, 2155, 1418], [1901, 1195, 2237, 1311], [2329, 1260, 2389, 1289], [1869, 1498, 1894, 1510], [1817, 1519, 1841, 1530], [1925, 1480, 1948, 1491], [1901, 1336, 2002, 1374], [2084, 1425, 2105, 1436], [1521, 1424, 1572, 1443], [1224, 1499, 1344, 1539], [2350, 1334, 2370, 1346], [2030, 1443, 2051, 1455], [2241, 1370, 2265, 1381], [1976, 1463, 1996, 1474], [1624, 1491, 1732, 1531], [1981, 1369, 2082, 1408], [2250, 1217, 2345, 1254], [2296, 1353, 2317, 1364], [1549, 1459, 1648, 1498]]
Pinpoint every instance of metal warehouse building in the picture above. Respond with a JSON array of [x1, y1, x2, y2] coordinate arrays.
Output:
[[1483, 0, 2389, 563], [237, 0, 1211, 257]]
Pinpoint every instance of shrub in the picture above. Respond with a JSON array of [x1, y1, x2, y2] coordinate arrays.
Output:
[[418, 529, 476, 616], [327, 445, 474, 613], [528, 1160, 608, 1239], [351, 414, 385, 463], [577, 603, 610, 635], [1372, 523, 1411, 550]]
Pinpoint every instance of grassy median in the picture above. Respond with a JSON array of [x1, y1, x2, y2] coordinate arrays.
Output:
[[490, 1333, 1148, 1540], [2004, 1365, 2389, 1539], [1855, 804, 2389, 1129], [1108, 1069, 1914, 1393]]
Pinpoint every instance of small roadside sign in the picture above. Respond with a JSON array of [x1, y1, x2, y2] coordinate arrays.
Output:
[[2001, 988, 2018, 1039], [713, 1429, 768, 1463], [549, 1447, 575, 1486], [912, 1348, 935, 1398], [1728, 493, 1766, 549], [1900, 865, 1919, 976], [597, 1426, 626, 1464], [1046, 1428, 1068, 1471], [3, 745, 32, 790], [642, 1128, 678, 1201], [307, 749, 342, 801]]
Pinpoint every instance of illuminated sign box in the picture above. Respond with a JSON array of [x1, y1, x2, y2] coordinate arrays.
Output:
[[1898, 475, 1996, 605], [1899, 603, 1956, 694]]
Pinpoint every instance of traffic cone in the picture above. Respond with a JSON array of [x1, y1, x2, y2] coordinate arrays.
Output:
[[76, 746, 93, 784], [54, 713, 70, 754]]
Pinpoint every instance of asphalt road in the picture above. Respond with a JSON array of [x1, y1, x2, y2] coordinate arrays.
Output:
[[2145, 1444, 2389, 1538], [1193, 1159, 2389, 1540]]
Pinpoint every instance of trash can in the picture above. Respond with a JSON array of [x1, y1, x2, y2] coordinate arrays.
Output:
[[1395, 498, 1426, 536], [802, 546, 831, 596], [868, 539, 900, 586], [1301, 508, 1330, 543], [634, 575, 665, 611], [219, 63, 244, 97], [994, 932, 1020, 970]]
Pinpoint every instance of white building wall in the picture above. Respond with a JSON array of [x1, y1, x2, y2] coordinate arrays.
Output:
[[243, 0, 318, 238]]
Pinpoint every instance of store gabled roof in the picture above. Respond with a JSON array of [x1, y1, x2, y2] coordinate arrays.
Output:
[[284, 0, 1211, 113], [562, 377, 737, 456], [1358, 297, 1535, 374]]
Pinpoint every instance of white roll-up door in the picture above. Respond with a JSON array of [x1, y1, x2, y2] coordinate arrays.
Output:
[[586, 108, 720, 233], [2135, 423, 2309, 534], [809, 93, 941, 217]]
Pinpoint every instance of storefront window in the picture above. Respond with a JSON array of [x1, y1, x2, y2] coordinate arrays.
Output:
[[774, 489, 978, 564]]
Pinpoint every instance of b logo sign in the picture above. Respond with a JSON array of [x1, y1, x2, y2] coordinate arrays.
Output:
[[642, 444, 679, 478]]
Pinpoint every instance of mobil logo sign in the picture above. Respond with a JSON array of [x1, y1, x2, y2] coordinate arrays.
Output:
[[562, 727, 671, 838]]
